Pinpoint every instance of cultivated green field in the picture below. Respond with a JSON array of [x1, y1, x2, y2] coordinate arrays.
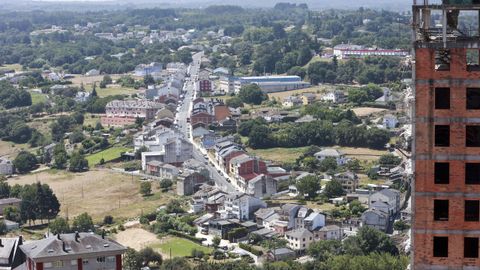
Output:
[[153, 237, 212, 257], [30, 92, 47, 105], [85, 146, 131, 166], [248, 146, 309, 163]]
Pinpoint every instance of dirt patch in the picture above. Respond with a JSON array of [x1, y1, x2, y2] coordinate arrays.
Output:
[[352, 107, 387, 117], [114, 228, 161, 251]]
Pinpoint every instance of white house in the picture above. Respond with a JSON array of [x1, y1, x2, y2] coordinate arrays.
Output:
[[0, 158, 14, 175], [314, 148, 348, 165], [282, 96, 303, 108], [361, 209, 389, 232], [285, 228, 314, 251], [369, 188, 401, 215], [321, 90, 346, 104], [221, 193, 266, 221], [315, 225, 343, 240]]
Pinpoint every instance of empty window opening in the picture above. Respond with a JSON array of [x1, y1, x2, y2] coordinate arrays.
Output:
[[435, 125, 450, 147], [466, 163, 480, 185], [465, 237, 479, 258], [457, 10, 480, 37], [434, 162, 449, 184], [467, 50, 480, 71], [434, 200, 449, 221], [467, 88, 480, 109], [466, 126, 480, 147], [435, 88, 450, 109], [435, 49, 451, 71], [465, 200, 480, 222], [434, 237, 449, 258]]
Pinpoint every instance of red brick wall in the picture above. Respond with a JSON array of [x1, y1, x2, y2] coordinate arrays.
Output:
[[414, 47, 480, 268]]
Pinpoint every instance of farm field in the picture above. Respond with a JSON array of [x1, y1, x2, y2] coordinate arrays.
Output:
[[339, 147, 388, 161], [9, 169, 173, 221], [267, 86, 327, 100], [114, 228, 161, 251], [85, 146, 131, 166], [94, 85, 139, 98], [351, 107, 388, 117], [153, 237, 212, 258]]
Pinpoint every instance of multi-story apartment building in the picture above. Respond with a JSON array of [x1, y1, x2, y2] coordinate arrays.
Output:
[[21, 233, 126, 270], [412, 0, 480, 268], [101, 100, 163, 127]]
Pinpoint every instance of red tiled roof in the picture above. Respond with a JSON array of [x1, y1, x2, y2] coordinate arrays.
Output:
[[214, 105, 231, 122]]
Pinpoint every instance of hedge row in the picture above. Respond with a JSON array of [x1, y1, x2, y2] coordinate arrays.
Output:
[[238, 243, 263, 256], [168, 229, 205, 244]]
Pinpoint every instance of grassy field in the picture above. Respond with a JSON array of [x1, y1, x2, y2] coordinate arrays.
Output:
[[85, 146, 131, 166], [0, 141, 30, 159], [94, 86, 139, 98], [83, 113, 102, 128], [267, 85, 331, 100], [10, 169, 174, 221], [248, 146, 309, 164], [0, 64, 22, 72], [351, 107, 388, 117], [153, 237, 212, 258], [30, 92, 48, 105]]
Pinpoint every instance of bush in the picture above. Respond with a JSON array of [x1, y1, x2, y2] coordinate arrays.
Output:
[[103, 215, 114, 225], [238, 243, 263, 256]]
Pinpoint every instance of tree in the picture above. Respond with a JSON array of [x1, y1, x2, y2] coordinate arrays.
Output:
[[49, 217, 70, 234], [140, 182, 152, 196], [0, 221, 6, 235], [69, 151, 88, 172], [191, 249, 205, 260], [324, 180, 344, 198], [161, 258, 191, 270], [4, 207, 21, 223], [143, 74, 155, 86], [296, 175, 321, 199], [0, 181, 10, 199], [348, 200, 367, 216], [319, 157, 338, 172], [53, 144, 68, 169], [379, 154, 402, 167], [100, 75, 112, 88], [13, 151, 38, 174], [103, 215, 114, 225], [308, 240, 342, 261], [238, 84, 267, 105], [139, 247, 162, 267], [68, 130, 85, 144], [393, 220, 410, 231], [343, 226, 399, 256], [123, 248, 143, 270], [212, 235, 221, 248], [225, 97, 244, 108], [248, 125, 271, 149], [159, 179, 173, 191], [71, 212, 94, 232], [166, 199, 184, 214]]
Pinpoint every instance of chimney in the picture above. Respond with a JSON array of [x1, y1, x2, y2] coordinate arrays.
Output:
[[18, 236, 23, 246], [0, 239, 3, 247], [75, 231, 80, 242], [62, 241, 68, 253], [101, 230, 105, 239], [57, 234, 61, 240]]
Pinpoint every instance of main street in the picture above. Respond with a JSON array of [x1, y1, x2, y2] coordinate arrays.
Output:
[[174, 52, 236, 192]]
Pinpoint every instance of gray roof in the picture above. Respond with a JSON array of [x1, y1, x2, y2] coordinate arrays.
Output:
[[0, 198, 21, 205], [285, 228, 313, 238], [319, 225, 341, 232], [0, 237, 20, 263], [21, 233, 126, 260], [314, 148, 344, 158], [375, 188, 400, 199]]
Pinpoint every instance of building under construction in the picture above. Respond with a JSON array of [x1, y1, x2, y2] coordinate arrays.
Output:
[[413, 0, 480, 268]]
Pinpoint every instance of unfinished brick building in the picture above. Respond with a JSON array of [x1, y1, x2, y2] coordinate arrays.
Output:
[[413, 0, 480, 269]]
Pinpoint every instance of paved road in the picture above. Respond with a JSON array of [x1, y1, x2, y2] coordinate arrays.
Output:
[[174, 52, 235, 192]]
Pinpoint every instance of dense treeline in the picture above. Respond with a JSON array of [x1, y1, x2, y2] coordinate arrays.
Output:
[[240, 119, 390, 149], [0, 181, 60, 225], [308, 8, 410, 49], [307, 57, 410, 85], [0, 81, 31, 109]]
